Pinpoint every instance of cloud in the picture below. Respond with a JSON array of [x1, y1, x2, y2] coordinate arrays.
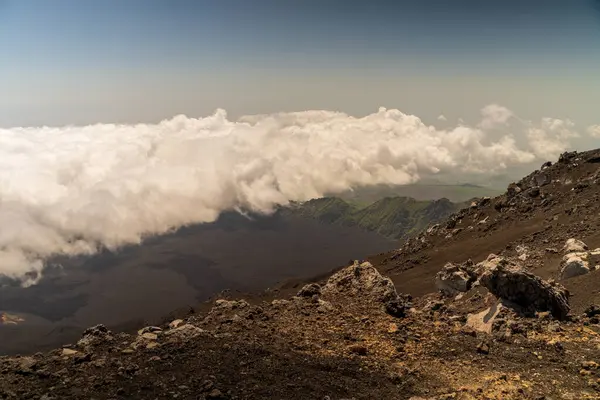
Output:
[[437, 114, 447, 121], [587, 125, 600, 138], [479, 104, 514, 129], [0, 105, 577, 284], [526, 118, 579, 160]]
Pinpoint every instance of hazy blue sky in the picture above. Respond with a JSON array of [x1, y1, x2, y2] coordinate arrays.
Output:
[[1, 0, 600, 127]]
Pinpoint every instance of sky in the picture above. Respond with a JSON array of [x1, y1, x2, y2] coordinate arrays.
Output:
[[1, 0, 600, 283], [1, 0, 600, 128]]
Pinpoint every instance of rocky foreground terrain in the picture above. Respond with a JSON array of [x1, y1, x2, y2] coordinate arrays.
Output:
[[3, 149, 600, 399]]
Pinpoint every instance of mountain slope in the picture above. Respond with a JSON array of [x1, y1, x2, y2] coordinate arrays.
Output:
[[0, 212, 394, 356], [283, 196, 463, 239], [4, 150, 600, 399], [370, 149, 600, 308], [334, 183, 502, 204]]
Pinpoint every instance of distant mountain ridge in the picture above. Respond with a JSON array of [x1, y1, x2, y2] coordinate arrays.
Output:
[[282, 196, 465, 239], [330, 182, 501, 205]]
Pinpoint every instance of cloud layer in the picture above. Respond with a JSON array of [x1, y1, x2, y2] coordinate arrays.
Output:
[[0, 105, 580, 284], [588, 125, 600, 138]]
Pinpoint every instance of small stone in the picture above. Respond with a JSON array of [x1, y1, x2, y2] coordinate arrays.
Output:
[[169, 319, 184, 329], [583, 361, 599, 370], [137, 326, 162, 336], [61, 348, 79, 356], [585, 305, 600, 318], [348, 344, 368, 356], [121, 348, 134, 354], [141, 332, 158, 341], [74, 353, 92, 364], [146, 342, 159, 349], [581, 369, 593, 376], [388, 323, 399, 334], [206, 388, 226, 399], [476, 342, 490, 355]]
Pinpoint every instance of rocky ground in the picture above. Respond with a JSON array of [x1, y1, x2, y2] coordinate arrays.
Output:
[[373, 149, 600, 307], [3, 149, 600, 399], [3, 260, 600, 399]]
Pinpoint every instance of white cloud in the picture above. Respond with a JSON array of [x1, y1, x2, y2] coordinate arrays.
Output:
[[526, 118, 579, 160], [587, 125, 600, 138], [479, 104, 514, 129], [437, 114, 447, 121], [0, 105, 577, 284]]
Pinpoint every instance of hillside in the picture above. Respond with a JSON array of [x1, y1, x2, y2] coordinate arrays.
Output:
[[0, 212, 394, 356], [283, 196, 463, 239], [334, 183, 502, 204], [3, 149, 600, 399]]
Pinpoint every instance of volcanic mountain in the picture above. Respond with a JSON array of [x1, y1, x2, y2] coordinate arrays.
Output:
[[2, 149, 600, 399], [0, 186, 481, 356]]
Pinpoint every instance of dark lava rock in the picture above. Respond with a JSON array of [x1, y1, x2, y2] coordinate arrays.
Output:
[[480, 261, 570, 320], [476, 342, 490, 355], [348, 344, 368, 356], [584, 305, 600, 318], [528, 187, 541, 198]]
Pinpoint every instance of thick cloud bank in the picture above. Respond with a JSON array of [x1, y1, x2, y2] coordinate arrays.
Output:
[[0, 105, 578, 284]]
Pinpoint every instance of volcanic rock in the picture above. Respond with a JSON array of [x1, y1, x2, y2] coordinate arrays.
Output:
[[585, 305, 600, 318], [479, 261, 570, 320], [435, 262, 476, 296], [322, 261, 409, 317], [77, 324, 113, 349], [296, 283, 322, 297], [563, 238, 588, 253], [466, 301, 505, 333], [561, 254, 590, 279]]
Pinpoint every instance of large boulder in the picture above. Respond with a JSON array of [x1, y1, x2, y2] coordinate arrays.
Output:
[[435, 255, 505, 296], [322, 261, 409, 317], [534, 173, 550, 187], [561, 254, 590, 279], [296, 283, 322, 298], [559, 239, 600, 279], [479, 261, 570, 320], [474, 254, 504, 275], [77, 324, 113, 348], [435, 262, 476, 296], [563, 238, 588, 254]]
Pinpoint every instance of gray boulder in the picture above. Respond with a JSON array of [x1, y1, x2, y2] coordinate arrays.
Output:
[[561, 254, 590, 279], [479, 260, 570, 320], [77, 324, 113, 348], [435, 262, 476, 296], [534, 173, 550, 186], [322, 261, 409, 317], [296, 283, 321, 297]]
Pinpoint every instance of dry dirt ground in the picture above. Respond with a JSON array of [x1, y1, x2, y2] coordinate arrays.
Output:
[[2, 262, 600, 400], [2, 149, 600, 399]]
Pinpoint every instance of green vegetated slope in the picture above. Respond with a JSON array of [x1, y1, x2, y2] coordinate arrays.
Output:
[[284, 196, 465, 240], [335, 183, 502, 205]]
